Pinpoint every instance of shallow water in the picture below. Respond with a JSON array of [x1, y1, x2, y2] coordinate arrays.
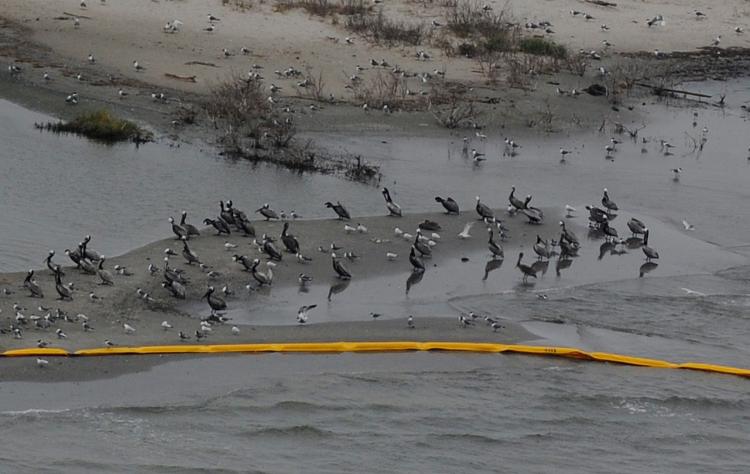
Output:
[[1, 79, 750, 473], [0, 99, 369, 271]]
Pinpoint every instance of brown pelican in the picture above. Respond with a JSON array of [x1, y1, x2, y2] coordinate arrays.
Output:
[[642, 230, 659, 262], [23, 270, 44, 298], [409, 246, 425, 272], [169, 217, 188, 239], [516, 252, 538, 283], [201, 286, 227, 315], [325, 201, 351, 220], [332, 253, 351, 279], [281, 222, 300, 253], [180, 211, 201, 237], [488, 229, 504, 259], [475, 196, 494, 220], [256, 203, 279, 220], [382, 187, 402, 217], [435, 196, 459, 214], [601, 188, 618, 211], [97, 258, 115, 285]]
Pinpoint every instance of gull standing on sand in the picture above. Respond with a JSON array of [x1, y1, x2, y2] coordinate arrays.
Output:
[[133, 61, 144, 71]]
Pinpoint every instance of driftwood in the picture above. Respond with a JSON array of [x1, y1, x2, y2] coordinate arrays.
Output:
[[636, 83, 711, 98], [585, 0, 617, 6], [164, 73, 197, 83], [185, 61, 219, 68], [62, 11, 92, 19]]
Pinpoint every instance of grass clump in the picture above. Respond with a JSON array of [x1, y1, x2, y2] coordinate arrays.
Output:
[[36, 109, 151, 143], [345, 11, 425, 46], [275, 0, 369, 16], [519, 37, 567, 59]]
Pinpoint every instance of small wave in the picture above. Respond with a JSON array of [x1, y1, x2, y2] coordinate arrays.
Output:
[[242, 425, 335, 439], [425, 432, 504, 445], [0, 408, 72, 416]]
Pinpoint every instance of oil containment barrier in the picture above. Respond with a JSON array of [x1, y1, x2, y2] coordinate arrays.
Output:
[[2, 342, 749, 379]]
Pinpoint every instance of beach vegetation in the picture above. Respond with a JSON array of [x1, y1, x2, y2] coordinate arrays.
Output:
[[518, 37, 567, 59], [35, 109, 152, 144], [345, 11, 426, 46], [275, 0, 369, 16]]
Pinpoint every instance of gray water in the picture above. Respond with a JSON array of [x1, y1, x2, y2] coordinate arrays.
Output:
[[1, 80, 750, 473]]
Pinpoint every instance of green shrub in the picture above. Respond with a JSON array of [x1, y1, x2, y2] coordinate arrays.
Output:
[[518, 37, 567, 59]]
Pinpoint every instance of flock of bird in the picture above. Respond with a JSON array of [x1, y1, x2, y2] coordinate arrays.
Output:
[[4, 178, 666, 370]]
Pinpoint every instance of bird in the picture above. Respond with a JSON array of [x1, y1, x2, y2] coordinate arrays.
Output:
[[382, 187, 402, 217], [475, 196, 494, 220], [97, 258, 115, 285], [386, 252, 398, 261], [123, 323, 136, 334], [255, 203, 279, 220], [23, 270, 44, 298], [36, 358, 49, 368], [231, 326, 240, 335], [325, 201, 351, 220], [297, 304, 316, 324], [560, 148, 572, 160], [488, 230, 504, 259], [356, 223, 368, 233], [671, 167, 683, 181], [202, 286, 227, 315], [118, 89, 128, 99], [471, 149, 486, 162], [565, 205, 577, 217], [735, 27, 744, 34], [516, 253, 538, 283], [435, 196, 459, 214], [161, 321, 173, 330], [601, 188, 618, 212], [627, 218, 647, 237], [407, 315, 415, 328], [332, 253, 351, 280], [344, 224, 357, 233], [56, 329, 67, 339], [642, 230, 659, 262], [87, 53, 95, 63], [458, 222, 474, 239], [712, 35, 722, 47], [682, 220, 695, 231], [409, 246, 425, 272], [298, 273, 313, 285]]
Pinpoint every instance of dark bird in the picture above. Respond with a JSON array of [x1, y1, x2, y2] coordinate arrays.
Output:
[[325, 201, 351, 220], [23, 270, 44, 298], [508, 186, 527, 211], [435, 196, 459, 214], [332, 253, 352, 279], [516, 252, 538, 283], [475, 196, 494, 220], [204, 218, 231, 235], [488, 229, 504, 259], [180, 211, 201, 237], [409, 246, 425, 271], [601, 188, 618, 211], [201, 286, 227, 315], [382, 187, 402, 217], [256, 203, 279, 220], [169, 216, 188, 239], [627, 217, 647, 237], [97, 258, 115, 285], [642, 230, 659, 262], [281, 222, 300, 254]]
